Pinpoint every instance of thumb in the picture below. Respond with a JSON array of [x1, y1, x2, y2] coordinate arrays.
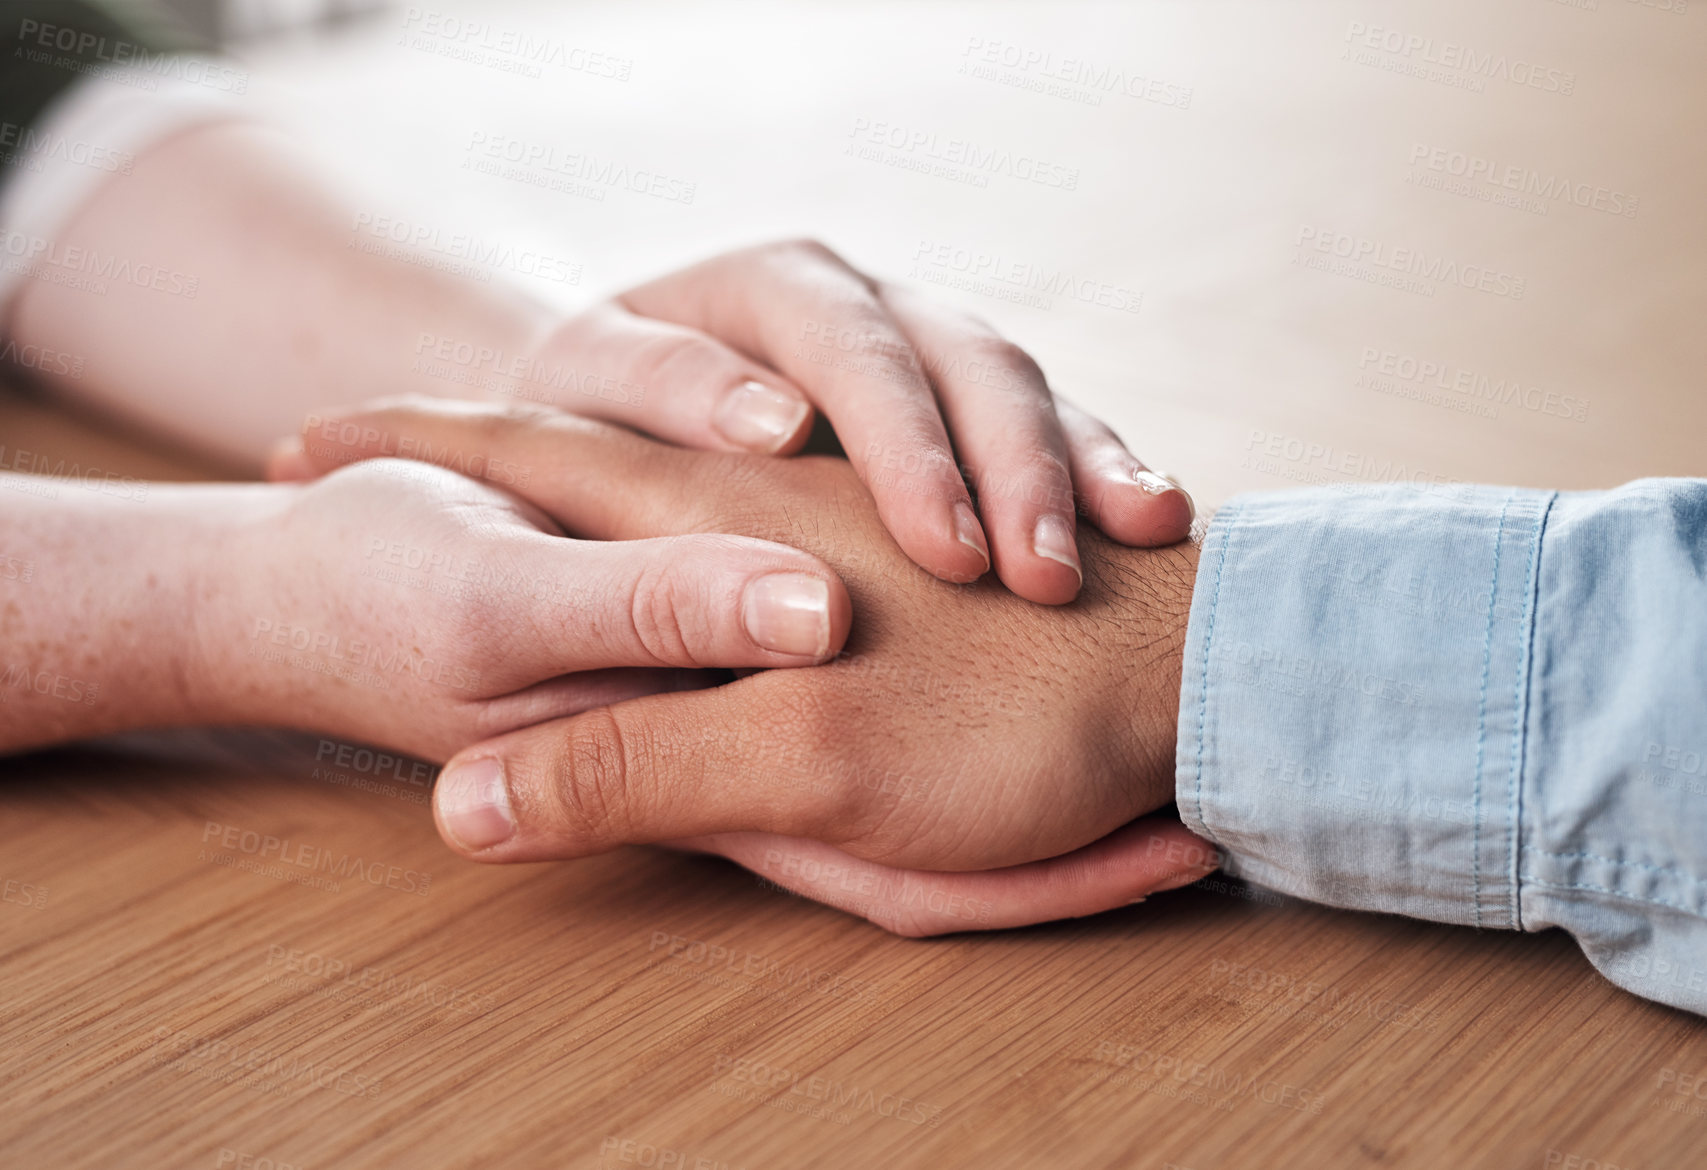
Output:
[[484, 532, 853, 682], [429, 683, 803, 859]]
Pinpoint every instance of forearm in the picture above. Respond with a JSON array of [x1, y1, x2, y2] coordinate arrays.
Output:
[[1102, 531, 1197, 793], [0, 476, 280, 752], [3, 120, 556, 471]]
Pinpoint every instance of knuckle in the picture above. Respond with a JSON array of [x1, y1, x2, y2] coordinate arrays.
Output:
[[978, 338, 1045, 387], [626, 559, 699, 665], [967, 447, 1072, 516], [631, 329, 729, 392], [1015, 447, 1073, 494], [864, 427, 963, 500], [1017, 447, 1071, 485], [967, 434, 1069, 481], [547, 707, 635, 847], [839, 308, 917, 370], [773, 236, 842, 266], [769, 692, 917, 847], [1058, 398, 1120, 443], [873, 351, 930, 393]]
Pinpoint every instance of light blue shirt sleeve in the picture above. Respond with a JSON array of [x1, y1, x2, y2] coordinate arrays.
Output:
[[1176, 478, 1707, 1016]]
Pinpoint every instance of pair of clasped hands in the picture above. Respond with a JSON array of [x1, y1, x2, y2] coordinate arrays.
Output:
[[258, 242, 1215, 934]]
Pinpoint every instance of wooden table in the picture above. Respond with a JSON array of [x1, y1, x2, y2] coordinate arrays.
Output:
[[5, 1, 1707, 1166]]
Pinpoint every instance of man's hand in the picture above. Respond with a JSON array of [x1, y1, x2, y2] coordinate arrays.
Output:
[[666, 821, 1221, 937], [285, 399, 1200, 878]]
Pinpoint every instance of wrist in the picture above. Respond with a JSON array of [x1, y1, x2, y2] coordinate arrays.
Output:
[[0, 480, 294, 751], [109, 482, 299, 730], [186, 481, 310, 720], [1100, 533, 1200, 808], [178, 483, 301, 727]]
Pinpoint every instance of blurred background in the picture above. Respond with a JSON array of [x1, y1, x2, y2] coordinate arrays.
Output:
[[27, 0, 1707, 504]]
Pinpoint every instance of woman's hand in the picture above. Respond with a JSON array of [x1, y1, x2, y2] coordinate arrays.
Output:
[[197, 455, 850, 761], [12, 119, 1189, 601], [271, 239, 1194, 606]]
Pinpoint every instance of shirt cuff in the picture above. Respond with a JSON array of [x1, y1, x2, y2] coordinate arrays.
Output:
[[1175, 483, 1554, 930]]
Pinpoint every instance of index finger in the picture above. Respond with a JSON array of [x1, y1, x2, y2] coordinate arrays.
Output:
[[619, 239, 992, 585]]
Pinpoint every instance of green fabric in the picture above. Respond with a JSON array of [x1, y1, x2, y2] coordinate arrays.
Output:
[[1, 1, 207, 186]]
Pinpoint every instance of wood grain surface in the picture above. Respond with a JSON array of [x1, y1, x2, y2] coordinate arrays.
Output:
[[5, 1, 1707, 1167], [6, 731, 1706, 1170]]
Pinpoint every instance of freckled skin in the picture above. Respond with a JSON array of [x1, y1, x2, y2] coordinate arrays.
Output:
[[0, 456, 845, 758]]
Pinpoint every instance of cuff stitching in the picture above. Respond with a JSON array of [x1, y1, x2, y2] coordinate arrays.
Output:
[[1535, 847, 1707, 887], [1507, 493, 1554, 932], [1191, 504, 1238, 835], [1471, 493, 1515, 928], [1519, 872, 1707, 920]]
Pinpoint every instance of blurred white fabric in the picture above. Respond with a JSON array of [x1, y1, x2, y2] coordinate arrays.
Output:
[[221, 0, 1704, 507], [0, 66, 239, 312]]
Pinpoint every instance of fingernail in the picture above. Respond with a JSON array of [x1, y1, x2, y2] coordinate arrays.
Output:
[[952, 501, 990, 570], [743, 572, 831, 658], [1032, 513, 1082, 583], [712, 381, 810, 453], [1136, 469, 1196, 522], [436, 757, 514, 851], [1127, 896, 1149, 906]]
